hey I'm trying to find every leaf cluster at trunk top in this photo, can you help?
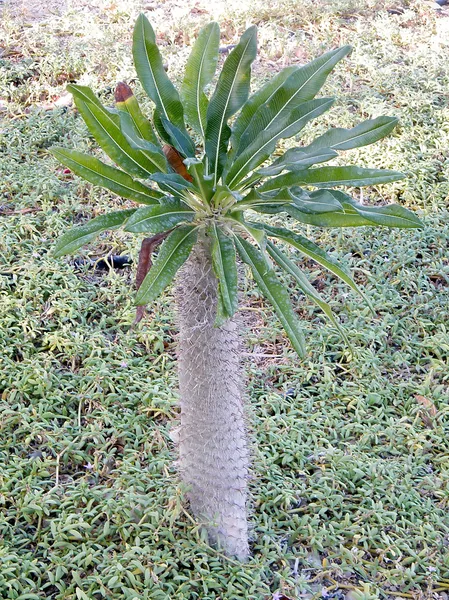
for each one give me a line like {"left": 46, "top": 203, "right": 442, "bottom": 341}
{"left": 51, "top": 15, "right": 422, "bottom": 355}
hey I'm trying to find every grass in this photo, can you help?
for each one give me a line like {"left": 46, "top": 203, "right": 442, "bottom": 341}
{"left": 1, "top": 0, "right": 449, "bottom": 598}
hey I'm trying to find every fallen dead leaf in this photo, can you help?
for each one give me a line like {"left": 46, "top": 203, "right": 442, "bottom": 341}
{"left": 415, "top": 394, "right": 438, "bottom": 428}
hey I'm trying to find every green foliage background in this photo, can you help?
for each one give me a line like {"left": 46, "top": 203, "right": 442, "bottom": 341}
{"left": 0, "top": 0, "right": 448, "bottom": 598}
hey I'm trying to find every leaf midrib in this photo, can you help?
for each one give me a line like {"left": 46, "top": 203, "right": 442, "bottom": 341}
{"left": 213, "top": 33, "right": 254, "bottom": 186}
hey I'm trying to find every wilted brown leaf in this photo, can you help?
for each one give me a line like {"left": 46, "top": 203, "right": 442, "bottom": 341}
{"left": 415, "top": 394, "right": 437, "bottom": 428}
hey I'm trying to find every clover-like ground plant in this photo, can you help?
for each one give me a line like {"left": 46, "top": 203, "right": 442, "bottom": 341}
{"left": 51, "top": 15, "right": 422, "bottom": 560}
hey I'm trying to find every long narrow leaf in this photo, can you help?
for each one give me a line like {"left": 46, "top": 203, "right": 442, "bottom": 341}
{"left": 234, "top": 235, "right": 306, "bottom": 357}
{"left": 227, "top": 65, "right": 299, "bottom": 163}
{"left": 118, "top": 111, "right": 168, "bottom": 172}
{"left": 68, "top": 85, "right": 162, "bottom": 177}
{"left": 289, "top": 187, "right": 344, "bottom": 214}
{"left": 124, "top": 203, "right": 194, "bottom": 233}
{"left": 328, "top": 190, "right": 423, "bottom": 228}
{"left": 135, "top": 225, "right": 197, "bottom": 305}
{"left": 205, "top": 26, "right": 257, "bottom": 185}
{"left": 133, "top": 14, "right": 186, "bottom": 130}
{"left": 226, "top": 98, "right": 334, "bottom": 189}
{"left": 53, "top": 209, "right": 136, "bottom": 258}
{"left": 236, "top": 46, "right": 351, "bottom": 157}
{"left": 262, "top": 223, "right": 371, "bottom": 309}
{"left": 267, "top": 241, "right": 351, "bottom": 348}
{"left": 115, "top": 81, "right": 160, "bottom": 146}
{"left": 257, "top": 165, "right": 404, "bottom": 192}
{"left": 160, "top": 116, "right": 196, "bottom": 157}
{"left": 51, "top": 148, "right": 163, "bottom": 205}
{"left": 306, "top": 116, "right": 399, "bottom": 151}
{"left": 150, "top": 172, "right": 195, "bottom": 196}
{"left": 258, "top": 147, "right": 338, "bottom": 177}
{"left": 210, "top": 223, "right": 238, "bottom": 319}
{"left": 181, "top": 22, "right": 220, "bottom": 139}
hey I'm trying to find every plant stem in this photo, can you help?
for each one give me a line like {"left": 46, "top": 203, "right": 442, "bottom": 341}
{"left": 175, "top": 232, "right": 249, "bottom": 560}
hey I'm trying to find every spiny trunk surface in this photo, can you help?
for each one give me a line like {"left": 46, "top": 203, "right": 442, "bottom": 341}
{"left": 176, "top": 236, "right": 249, "bottom": 560}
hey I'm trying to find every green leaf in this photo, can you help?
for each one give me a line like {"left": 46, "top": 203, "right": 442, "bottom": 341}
{"left": 266, "top": 241, "right": 351, "bottom": 348}
{"left": 285, "top": 206, "right": 374, "bottom": 227}
{"left": 135, "top": 225, "right": 197, "bottom": 305}
{"left": 225, "top": 98, "right": 334, "bottom": 189}
{"left": 50, "top": 148, "right": 163, "bottom": 205}
{"left": 133, "top": 14, "right": 186, "bottom": 130}
{"left": 235, "top": 46, "right": 351, "bottom": 157}
{"left": 328, "top": 190, "right": 423, "bottom": 228}
{"left": 258, "top": 147, "right": 338, "bottom": 177}
{"left": 115, "top": 84, "right": 160, "bottom": 146}
{"left": 124, "top": 202, "right": 194, "bottom": 233}
{"left": 262, "top": 224, "right": 371, "bottom": 309}
{"left": 210, "top": 223, "right": 238, "bottom": 319}
{"left": 160, "top": 116, "right": 196, "bottom": 157}
{"left": 205, "top": 26, "right": 257, "bottom": 185}
{"left": 184, "top": 157, "right": 214, "bottom": 203}
{"left": 258, "top": 165, "right": 404, "bottom": 192}
{"left": 306, "top": 116, "right": 399, "bottom": 151}
{"left": 289, "top": 187, "right": 344, "bottom": 214}
{"left": 234, "top": 235, "right": 306, "bottom": 357}
{"left": 228, "top": 65, "right": 299, "bottom": 161}
{"left": 117, "top": 111, "right": 168, "bottom": 172}
{"left": 150, "top": 172, "right": 195, "bottom": 196}
{"left": 53, "top": 209, "right": 136, "bottom": 258}
{"left": 153, "top": 109, "right": 172, "bottom": 144}
{"left": 232, "top": 188, "right": 292, "bottom": 212}
{"left": 68, "top": 85, "right": 162, "bottom": 177}
{"left": 181, "top": 22, "right": 220, "bottom": 139}
{"left": 229, "top": 212, "right": 268, "bottom": 259}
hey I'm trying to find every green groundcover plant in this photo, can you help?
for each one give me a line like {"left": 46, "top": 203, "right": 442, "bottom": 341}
{"left": 51, "top": 15, "right": 422, "bottom": 560}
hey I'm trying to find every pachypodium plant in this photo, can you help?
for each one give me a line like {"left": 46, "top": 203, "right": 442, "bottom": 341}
{"left": 51, "top": 15, "right": 422, "bottom": 560}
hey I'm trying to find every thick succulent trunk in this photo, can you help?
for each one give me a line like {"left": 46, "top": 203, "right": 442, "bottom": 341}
{"left": 175, "top": 234, "right": 249, "bottom": 560}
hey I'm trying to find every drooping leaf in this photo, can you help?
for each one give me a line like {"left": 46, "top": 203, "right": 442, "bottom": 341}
{"left": 150, "top": 172, "right": 195, "bottom": 196}
{"left": 285, "top": 205, "right": 381, "bottom": 227}
{"left": 234, "top": 235, "right": 306, "bottom": 357}
{"left": 266, "top": 240, "right": 351, "bottom": 348}
{"left": 181, "top": 22, "right": 220, "bottom": 139}
{"left": 133, "top": 14, "right": 186, "bottom": 130}
{"left": 68, "top": 85, "right": 163, "bottom": 177}
{"left": 289, "top": 187, "right": 344, "bottom": 214}
{"left": 283, "top": 190, "right": 423, "bottom": 228}
{"left": 135, "top": 225, "right": 197, "bottom": 305}
{"left": 227, "top": 65, "right": 299, "bottom": 162}
{"left": 124, "top": 202, "right": 194, "bottom": 233}
{"left": 257, "top": 165, "right": 404, "bottom": 193}
{"left": 115, "top": 81, "right": 160, "bottom": 145}
{"left": 329, "top": 190, "right": 423, "bottom": 228}
{"left": 53, "top": 209, "right": 136, "bottom": 258}
{"left": 210, "top": 223, "right": 238, "bottom": 319}
{"left": 205, "top": 26, "right": 257, "bottom": 185}
{"left": 225, "top": 98, "right": 334, "bottom": 189}
{"left": 262, "top": 224, "right": 371, "bottom": 308}
{"left": 160, "top": 116, "right": 196, "bottom": 158}
{"left": 258, "top": 147, "right": 338, "bottom": 177}
{"left": 235, "top": 46, "right": 351, "bottom": 157}
{"left": 306, "top": 116, "right": 399, "bottom": 151}
{"left": 50, "top": 148, "right": 163, "bottom": 205}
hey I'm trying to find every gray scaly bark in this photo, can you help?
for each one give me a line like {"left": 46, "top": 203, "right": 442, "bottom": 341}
{"left": 175, "top": 233, "right": 249, "bottom": 560}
